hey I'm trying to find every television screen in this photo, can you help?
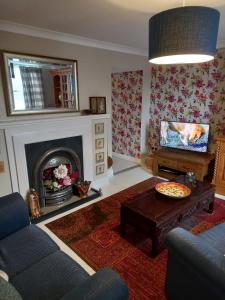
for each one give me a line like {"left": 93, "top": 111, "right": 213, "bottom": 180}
{"left": 160, "top": 121, "right": 209, "bottom": 152}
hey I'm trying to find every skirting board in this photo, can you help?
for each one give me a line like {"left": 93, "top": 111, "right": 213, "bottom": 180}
{"left": 112, "top": 152, "right": 141, "bottom": 164}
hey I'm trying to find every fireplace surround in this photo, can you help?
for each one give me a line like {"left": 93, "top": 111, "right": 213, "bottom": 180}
{"left": 1, "top": 114, "right": 111, "bottom": 201}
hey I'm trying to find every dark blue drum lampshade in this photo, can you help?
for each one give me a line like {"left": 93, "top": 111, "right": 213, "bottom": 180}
{"left": 149, "top": 6, "right": 220, "bottom": 64}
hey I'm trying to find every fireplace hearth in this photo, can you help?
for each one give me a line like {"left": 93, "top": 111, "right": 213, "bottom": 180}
{"left": 31, "top": 187, "right": 102, "bottom": 224}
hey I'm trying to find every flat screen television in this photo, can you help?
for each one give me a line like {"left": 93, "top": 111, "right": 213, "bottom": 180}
{"left": 160, "top": 121, "right": 210, "bottom": 153}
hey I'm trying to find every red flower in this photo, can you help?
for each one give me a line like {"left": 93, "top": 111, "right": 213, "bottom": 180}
{"left": 193, "top": 111, "right": 200, "bottom": 117}
{"left": 196, "top": 79, "right": 204, "bottom": 88}
{"left": 169, "top": 66, "right": 177, "bottom": 74}
{"left": 181, "top": 88, "right": 189, "bottom": 97}
{"left": 179, "top": 107, "right": 184, "bottom": 114}
{"left": 157, "top": 103, "right": 163, "bottom": 110}
{"left": 209, "top": 93, "right": 215, "bottom": 100}
{"left": 212, "top": 71, "right": 223, "bottom": 81}
{"left": 43, "top": 168, "right": 52, "bottom": 180}
{"left": 71, "top": 171, "right": 79, "bottom": 182}
{"left": 207, "top": 80, "right": 214, "bottom": 88}
{"left": 168, "top": 95, "right": 175, "bottom": 102}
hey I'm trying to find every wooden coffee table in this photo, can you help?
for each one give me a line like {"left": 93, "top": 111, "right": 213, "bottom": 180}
{"left": 120, "top": 176, "right": 215, "bottom": 257}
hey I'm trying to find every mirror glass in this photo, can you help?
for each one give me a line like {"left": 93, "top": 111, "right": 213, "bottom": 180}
{"left": 2, "top": 52, "right": 79, "bottom": 115}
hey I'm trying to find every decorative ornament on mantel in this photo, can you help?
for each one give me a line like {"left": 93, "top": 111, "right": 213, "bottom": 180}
{"left": 75, "top": 180, "right": 91, "bottom": 199}
{"left": 148, "top": 1, "right": 220, "bottom": 65}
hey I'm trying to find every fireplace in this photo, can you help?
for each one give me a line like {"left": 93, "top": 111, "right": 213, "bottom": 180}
{"left": 25, "top": 136, "right": 83, "bottom": 207}
{"left": 1, "top": 114, "right": 111, "bottom": 207}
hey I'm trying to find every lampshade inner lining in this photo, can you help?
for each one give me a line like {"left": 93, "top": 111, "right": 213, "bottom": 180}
{"left": 149, "top": 54, "right": 214, "bottom": 64}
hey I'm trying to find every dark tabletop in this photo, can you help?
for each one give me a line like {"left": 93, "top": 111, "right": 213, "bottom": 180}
{"left": 122, "top": 176, "right": 215, "bottom": 223}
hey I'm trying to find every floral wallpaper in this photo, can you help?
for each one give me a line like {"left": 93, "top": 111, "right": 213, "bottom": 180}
{"left": 112, "top": 70, "right": 143, "bottom": 158}
{"left": 149, "top": 49, "right": 225, "bottom": 152}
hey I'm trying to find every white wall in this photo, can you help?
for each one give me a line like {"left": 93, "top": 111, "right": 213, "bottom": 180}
{"left": 0, "top": 30, "right": 150, "bottom": 196}
{"left": 0, "top": 30, "right": 149, "bottom": 120}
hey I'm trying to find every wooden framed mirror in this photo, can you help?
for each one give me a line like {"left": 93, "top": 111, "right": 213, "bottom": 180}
{"left": 2, "top": 52, "right": 79, "bottom": 115}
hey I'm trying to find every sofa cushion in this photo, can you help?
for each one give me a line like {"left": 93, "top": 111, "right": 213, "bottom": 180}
{"left": 0, "top": 224, "right": 59, "bottom": 278}
{"left": 61, "top": 268, "right": 129, "bottom": 300}
{"left": 11, "top": 251, "right": 89, "bottom": 300}
{"left": 0, "top": 192, "right": 30, "bottom": 240}
{"left": 0, "top": 277, "right": 22, "bottom": 300}
{"left": 199, "top": 222, "right": 225, "bottom": 254}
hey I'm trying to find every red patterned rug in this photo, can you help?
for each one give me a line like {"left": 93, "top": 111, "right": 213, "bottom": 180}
{"left": 46, "top": 177, "right": 225, "bottom": 300}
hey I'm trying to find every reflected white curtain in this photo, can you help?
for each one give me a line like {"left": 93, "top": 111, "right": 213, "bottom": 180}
{"left": 20, "top": 67, "right": 44, "bottom": 109}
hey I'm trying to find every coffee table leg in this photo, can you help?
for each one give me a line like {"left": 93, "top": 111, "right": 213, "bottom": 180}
{"left": 151, "top": 230, "right": 160, "bottom": 258}
{"left": 207, "top": 200, "right": 214, "bottom": 214}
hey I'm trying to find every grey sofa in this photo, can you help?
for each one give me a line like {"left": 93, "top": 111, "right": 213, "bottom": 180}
{"left": 0, "top": 192, "right": 128, "bottom": 300}
{"left": 165, "top": 224, "right": 225, "bottom": 300}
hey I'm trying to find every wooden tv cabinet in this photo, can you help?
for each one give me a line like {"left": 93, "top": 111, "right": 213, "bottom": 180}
{"left": 152, "top": 149, "right": 215, "bottom": 181}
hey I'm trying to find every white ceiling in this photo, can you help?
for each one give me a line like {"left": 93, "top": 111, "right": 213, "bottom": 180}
{"left": 0, "top": 0, "right": 225, "bottom": 54}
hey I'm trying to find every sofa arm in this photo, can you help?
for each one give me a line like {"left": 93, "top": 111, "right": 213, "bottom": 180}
{"left": 165, "top": 227, "right": 225, "bottom": 300}
{"left": 0, "top": 193, "right": 30, "bottom": 239}
{"left": 61, "top": 268, "right": 128, "bottom": 300}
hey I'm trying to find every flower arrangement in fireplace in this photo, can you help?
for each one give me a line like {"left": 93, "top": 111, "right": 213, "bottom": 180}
{"left": 43, "top": 164, "right": 79, "bottom": 192}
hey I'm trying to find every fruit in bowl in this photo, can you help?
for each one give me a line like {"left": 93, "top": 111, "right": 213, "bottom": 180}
{"left": 155, "top": 182, "right": 191, "bottom": 199}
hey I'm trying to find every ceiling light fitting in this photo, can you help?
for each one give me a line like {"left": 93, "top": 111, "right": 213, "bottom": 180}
{"left": 148, "top": 6, "right": 220, "bottom": 65}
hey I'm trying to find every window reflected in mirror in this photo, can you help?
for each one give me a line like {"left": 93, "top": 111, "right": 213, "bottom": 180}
{"left": 2, "top": 52, "right": 79, "bottom": 115}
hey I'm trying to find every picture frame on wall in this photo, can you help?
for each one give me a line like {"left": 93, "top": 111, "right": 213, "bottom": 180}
{"left": 96, "top": 164, "right": 104, "bottom": 175}
{"left": 97, "top": 97, "right": 106, "bottom": 114}
{"left": 89, "top": 97, "right": 97, "bottom": 114}
{"left": 96, "top": 152, "right": 104, "bottom": 163}
{"left": 95, "top": 123, "right": 104, "bottom": 135}
{"left": 89, "top": 97, "right": 106, "bottom": 114}
{"left": 95, "top": 138, "right": 104, "bottom": 149}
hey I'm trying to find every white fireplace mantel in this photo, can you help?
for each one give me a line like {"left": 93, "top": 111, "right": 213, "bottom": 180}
{"left": 0, "top": 114, "right": 111, "bottom": 198}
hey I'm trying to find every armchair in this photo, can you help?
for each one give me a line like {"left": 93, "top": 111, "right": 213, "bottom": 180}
{"left": 165, "top": 225, "right": 225, "bottom": 300}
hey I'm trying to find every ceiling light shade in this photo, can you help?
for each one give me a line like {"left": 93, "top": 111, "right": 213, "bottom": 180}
{"left": 149, "top": 6, "right": 220, "bottom": 64}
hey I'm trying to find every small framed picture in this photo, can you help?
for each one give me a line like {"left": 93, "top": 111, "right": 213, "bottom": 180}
{"left": 95, "top": 138, "right": 104, "bottom": 149}
{"left": 97, "top": 97, "right": 106, "bottom": 114}
{"left": 89, "top": 97, "right": 97, "bottom": 114}
{"left": 89, "top": 97, "right": 106, "bottom": 114}
{"left": 95, "top": 123, "right": 104, "bottom": 135}
{"left": 96, "top": 152, "right": 104, "bottom": 163}
{"left": 96, "top": 164, "right": 105, "bottom": 175}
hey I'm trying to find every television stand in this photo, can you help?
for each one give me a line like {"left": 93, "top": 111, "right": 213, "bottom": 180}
{"left": 152, "top": 148, "right": 215, "bottom": 181}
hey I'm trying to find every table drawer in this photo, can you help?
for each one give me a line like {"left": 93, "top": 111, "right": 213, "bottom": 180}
{"left": 158, "top": 157, "right": 177, "bottom": 169}
{"left": 177, "top": 161, "right": 199, "bottom": 172}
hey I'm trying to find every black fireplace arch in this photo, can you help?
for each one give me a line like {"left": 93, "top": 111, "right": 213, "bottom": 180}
{"left": 25, "top": 135, "right": 83, "bottom": 207}
{"left": 33, "top": 147, "right": 81, "bottom": 206}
